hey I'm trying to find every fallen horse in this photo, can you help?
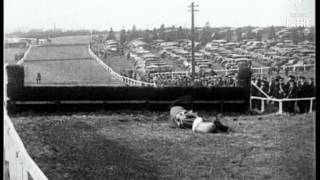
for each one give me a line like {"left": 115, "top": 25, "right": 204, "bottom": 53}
{"left": 169, "top": 106, "right": 232, "bottom": 133}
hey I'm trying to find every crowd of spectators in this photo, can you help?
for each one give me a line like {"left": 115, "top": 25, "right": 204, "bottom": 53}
{"left": 251, "top": 75, "right": 315, "bottom": 113}
{"left": 140, "top": 72, "right": 238, "bottom": 87}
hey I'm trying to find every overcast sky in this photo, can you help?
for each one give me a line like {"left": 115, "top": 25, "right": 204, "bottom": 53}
{"left": 4, "top": 0, "right": 315, "bottom": 32}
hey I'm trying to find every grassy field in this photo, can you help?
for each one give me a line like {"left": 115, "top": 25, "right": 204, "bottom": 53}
{"left": 25, "top": 45, "right": 91, "bottom": 61}
{"left": 24, "top": 59, "right": 122, "bottom": 85}
{"left": 102, "top": 55, "right": 135, "bottom": 73}
{"left": 10, "top": 111, "right": 315, "bottom": 180}
{"left": 22, "top": 44, "right": 123, "bottom": 85}
{"left": 4, "top": 47, "right": 28, "bottom": 64}
{"left": 50, "top": 35, "right": 91, "bottom": 44}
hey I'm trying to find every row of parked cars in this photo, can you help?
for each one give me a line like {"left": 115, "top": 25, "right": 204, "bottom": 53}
{"left": 125, "top": 37, "right": 315, "bottom": 78}
{"left": 125, "top": 39, "right": 173, "bottom": 75}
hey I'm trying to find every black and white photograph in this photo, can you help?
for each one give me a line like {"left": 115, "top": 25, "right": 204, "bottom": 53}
{"left": 4, "top": 0, "right": 316, "bottom": 179}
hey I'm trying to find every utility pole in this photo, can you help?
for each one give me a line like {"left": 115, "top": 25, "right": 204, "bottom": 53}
{"left": 188, "top": 2, "right": 199, "bottom": 85}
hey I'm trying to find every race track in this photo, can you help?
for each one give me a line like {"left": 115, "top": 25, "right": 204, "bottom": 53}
{"left": 23, "top": 44, "right": 124, "bottom": 86}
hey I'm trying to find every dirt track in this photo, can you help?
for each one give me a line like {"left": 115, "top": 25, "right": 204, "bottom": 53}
{"left": 11, "top": 111, "right": 315, "bottom": 180}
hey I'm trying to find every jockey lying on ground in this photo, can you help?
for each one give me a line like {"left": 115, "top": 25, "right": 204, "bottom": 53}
{"left": 169, "top": 106, "right": 231, "bottom": 133}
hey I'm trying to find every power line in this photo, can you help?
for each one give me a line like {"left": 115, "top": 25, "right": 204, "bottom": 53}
{"left": 188, "top": 2, "right": 199, "bottom": 85}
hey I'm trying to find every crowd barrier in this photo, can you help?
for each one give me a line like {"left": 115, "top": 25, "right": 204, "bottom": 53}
{"left": 250, "top": 96, "right": 315, "bottom": 114}
{"left": 16, "top": 45, "right": 33, "bottom": 65}
{"left": 148, "top": 63, "right": 315, "bottom": 78}
{"left": 4, "top": 109, "right": 48, "bottom": 180}
{"left": 88, "top": 45, "right": 156, "bottom": 87}
{"left": 4, "top": 63, "right": 48, "bottom": 180}
{"left": 250, "top": 81, "right": 315, "bottom": 114}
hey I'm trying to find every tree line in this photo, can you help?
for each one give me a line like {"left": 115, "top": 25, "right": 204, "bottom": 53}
{"left": 117, "top": 24, "right": 315, "bottom": 45}
{"left": 7, "top": 24, "right": 314, "bottom": 45}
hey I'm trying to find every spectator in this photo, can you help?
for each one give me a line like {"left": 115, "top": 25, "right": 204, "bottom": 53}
{"left": 277, "top": 76, "right": 286, "bottom": 99}
{"left": 297, "top": 76, "right": 309, "bottom": 113}
{"left": 307, "top": 77, "right": 315, "bottom": 97}
{"left": 258, "top": 81, "right": 269, "bottom": 96}
{"left": 36, "top": 72, "right": 41, "bottom": 84}
{"left": 284, "top": 80, "right": 298, "bottom": 113}
{"left": 285, "top": 75, "right": 296, "bottom": 90}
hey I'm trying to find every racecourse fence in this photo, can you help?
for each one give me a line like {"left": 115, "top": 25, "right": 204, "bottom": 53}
{"left": 250, "top": 82, "right": 316, "bottom": 114}
{"left": 88, "top": 45, "right": 156, "bottom": 87}
{"left": 4, "top": 63, "right": 48, "bottom": 180}
{"left": 16, "top": 44, "right": 34, "bottom": 65}
{"left": 4, "top": 109, "right": 48, "bottom": 180}
{"left": 151, "top": 64, "right": 315, "bottom": 77}
{"left": 23, "top": 57, "right": 93, "bottom": 62}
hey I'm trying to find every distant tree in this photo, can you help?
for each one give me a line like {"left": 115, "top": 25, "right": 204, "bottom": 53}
{"left": 235, "top": 28, "right": 243, "bottom": 42}
{"left": 199, "top": 22, "right": 212, "bottom": 45}
{"left": 256, "top": 30, "right": 262, "bottom": 41}
{"left": 268, "top": 26, "right": 276, "bottom": 40}
{"left": 128, "top": 25, "right": 139, "bottom": 41}
{"left": 176, "top": 26, "right": 186, "bottom": 40}
{"left": 120, "top": 29, "right": 127, "bottom": 45}
{"left": 307, "top": 27, "right": 315, "bottom": 41}
{"left": 159, "top": 24, "right": 166, "bottom": 40}
{"left": 291, "top": 28, "right": 299, "bottom": 44}
{"left": 226, "top": 29, "right": 233, "bottom": 42}
{"left": 107, "top": 27, "right": 116, "bottom": 40}
{"left": 151, "top": 28, "right": 159, "bottom": 40}
{"left": 143, "top": 29, "right": 152, "bottom": 43}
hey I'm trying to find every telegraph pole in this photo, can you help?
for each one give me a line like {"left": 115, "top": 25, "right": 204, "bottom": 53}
{"left": 188, "top": 2, "right": 199, "bottom": 84}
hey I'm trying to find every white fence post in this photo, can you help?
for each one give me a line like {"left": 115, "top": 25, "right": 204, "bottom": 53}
{"left": 309, "top": 99, "right": 313, "bottom": 113}
{"left": 278, "top": 100, "right": 283, "bottom": 114}
{"left": 261, "top": 99, "right": 265, "bottom": 112}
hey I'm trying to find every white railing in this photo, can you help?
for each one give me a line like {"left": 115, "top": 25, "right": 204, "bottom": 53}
{"left": 137, "top": 63, "right": 315, "bottom": 83}
{"left": 283, "top": 64, "right": 315, "bottom": 72}
{"left": 16, "top": 45, "right": 33, "bottom": 65}
{"left": 4, "top": 109, "right": 49, "bottom": 180}
{"left": 88, "top": 45, "right": 156, "bottom": 87}
{"left": 250, "top": 96, "right": 315, "bottom": 114}
{"left": 250, "top": 81, "right": 315, "bottom": 114}
{"left": 152, "top": 71, "right": 189, "bottom": 78}
{"left": 4, "top": 64, "right": 48, "bottom": 180}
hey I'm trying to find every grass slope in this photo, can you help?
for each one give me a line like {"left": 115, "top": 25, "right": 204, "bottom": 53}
{"left": 11, "top": 112, "right": 315, "bottom": 180}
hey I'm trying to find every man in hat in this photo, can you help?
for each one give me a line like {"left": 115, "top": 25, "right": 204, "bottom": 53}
{"left": 307, "top": 77, "right": 315, "bottom": 97}
{"left": 297, "top": 76, "right": 309, "bottom": 113}
{"left": 307, "top": 77, "right": 316, "bottom": 111}
{"left": 258, "top": 80, "right": 269, "bottom": 97}
{"left": 268, "top": 77, "right": 275, "bottom": 96}
{"left": 285, "top": 75, "right": 296, "bottom": 90}
{"left": 284, "top": 79, "right": 298, "bottom": 113}
{"left": 277, "top": 76, "right": 286, "bottom": 99}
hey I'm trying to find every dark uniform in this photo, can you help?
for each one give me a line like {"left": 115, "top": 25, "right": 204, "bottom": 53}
{"left": 269, "top": 79, "right": 279, "bottom": 98}
{"left": 36, "top": 72, "right": 41, "bottom": 84}
{"left": 277, "top": 77, "right": 286, "bottom": 99}
{"left": 307, "top": 78, "right": 316, "bottom": 111}
{"left": 297, "top": 76, "right": 309, "bottom": 113}
{"left": 284, "top": 80, "right": 298, "bottom": 113}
